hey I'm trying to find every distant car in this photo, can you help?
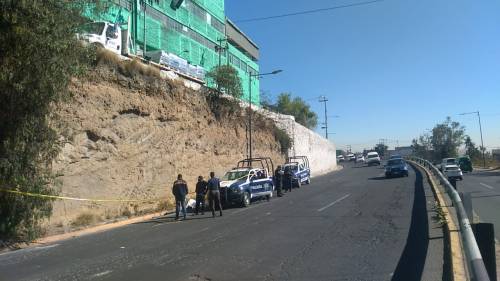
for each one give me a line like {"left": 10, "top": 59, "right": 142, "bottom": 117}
{"left": 439, "top": 158, "right": 457, "bottom": 171}
{"left": 385, "top": 158, "right": 409, "bottom": 178}
{"left": 337, "top": 155, "right": 345, "bottom": 162}
{"left": 366, "top": 152, "right": 381, "bottom": 166}
{"left": 389, "top": 155, "right": 402, "bottom": 160}
{"left": 457, "top": 156, "right": 473, "bottom": 173}
{"left": 347, "top": 153, "right": 356, "bottom": 161}
{"left": 443, "top": 164, "right": 463, "bottom": 181}
{"left": 356, "top": 155, "right": 365, "bottom": 163}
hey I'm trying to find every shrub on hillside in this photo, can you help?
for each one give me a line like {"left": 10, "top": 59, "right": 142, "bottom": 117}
{"left": 0, "top": 0, "right": 100, "bottom": 241}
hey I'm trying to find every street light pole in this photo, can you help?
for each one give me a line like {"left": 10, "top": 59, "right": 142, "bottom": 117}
{"left": 477, "top": 111, "right": 486, "bottom": 167}
{"left": 248, "top": 70, "right": 283, "bottom": 160}
{"left": 460, "top": 111, "right": 486, "bottom": 167}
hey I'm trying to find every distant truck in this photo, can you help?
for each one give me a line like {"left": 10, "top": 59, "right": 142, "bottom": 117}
{"left": 283, "top": 156, "right": 311, "bottom": 188}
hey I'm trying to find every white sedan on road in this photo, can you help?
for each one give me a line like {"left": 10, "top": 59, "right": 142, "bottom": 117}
{"left": 443, "top": 164, "right": 463, "bottom": 181}
{"left": 356, "top": 155, "right": 365, "bottom": 163}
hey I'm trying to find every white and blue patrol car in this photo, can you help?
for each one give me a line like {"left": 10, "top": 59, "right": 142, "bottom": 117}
{"left": 220, "top": 158, "right": 275, "bottom": 207}
{"left": 284, "top": 156, "right": 311, "bottom": 188}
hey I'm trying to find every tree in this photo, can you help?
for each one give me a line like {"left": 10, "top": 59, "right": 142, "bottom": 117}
{"left": 0, "top": 1, "right": 98, "bottom": 240}
{"left": 206, "top": 65, "right": 243, "bottom": 99}
{"left": 411, "top": 132, "right": 433, "bottom": 160}
{"left": 374, "top": 143, "right": 388, "bottom": 156}
{"left": 274, "top": 93, "right": 318, "bottom": 129}
{"left": 464, "top": 135, "right": 480, "bottom": 160}
{"left": 431, "top": 117, "right": 465, "bottom": 160}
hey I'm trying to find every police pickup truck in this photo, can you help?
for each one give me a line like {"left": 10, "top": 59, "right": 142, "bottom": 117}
{"left": 220, "top": 158, "right": 275, "bottom": 207}
{"left": 283, "top": 156, "right": 311, "bottom": 188}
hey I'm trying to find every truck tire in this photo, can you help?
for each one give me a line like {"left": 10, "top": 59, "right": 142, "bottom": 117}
{"left": 242, "top": 192, "right": 251, "bottom": 207}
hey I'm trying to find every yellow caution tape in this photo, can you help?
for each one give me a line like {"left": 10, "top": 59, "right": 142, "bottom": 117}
{"left": 0, "top": 188, "right": 162, "bottom": 203}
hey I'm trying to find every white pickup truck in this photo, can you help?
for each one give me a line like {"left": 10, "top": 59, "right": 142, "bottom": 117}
{"left": 78, "top": 21, "right": 123, "bottom": 55}
{"left": 439, "top": 158, "right": 457, "bottom": 172}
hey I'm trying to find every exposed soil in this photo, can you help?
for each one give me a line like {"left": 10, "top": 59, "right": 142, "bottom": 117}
{"left": 47, "top": 63, "right": 284, "bottom": 235}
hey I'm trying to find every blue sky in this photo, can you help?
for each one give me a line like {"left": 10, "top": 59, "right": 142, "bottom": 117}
{"left": 225, "top": 0, "right": 500, "bottom": 152}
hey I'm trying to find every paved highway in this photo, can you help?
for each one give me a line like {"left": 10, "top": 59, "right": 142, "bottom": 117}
{"left": 460, "top": 169, "right": 500, "bottom": 241}
{"left": 0, "top": 162, "right": 443, "bottom": 281}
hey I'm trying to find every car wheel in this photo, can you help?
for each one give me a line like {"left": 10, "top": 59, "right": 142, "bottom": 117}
{"left": 241, "top": 192, "right": 251, "bottom": 207}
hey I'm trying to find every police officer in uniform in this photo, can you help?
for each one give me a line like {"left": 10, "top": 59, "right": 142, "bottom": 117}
{"left": 195, "top": 176, "right": 208, "bottom": 215}
{"left": 283, "top": 166, "right": 293, "bottom": 193}
{"left": 274, "top": 165, "right": 284, "bottom": 197}
{"left": 207, "top": 172, "right": 223, "bottom": 217}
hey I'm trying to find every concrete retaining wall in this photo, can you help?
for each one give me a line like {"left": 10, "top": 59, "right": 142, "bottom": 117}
{"left": 256, "top": 108, "right": 338, "bottom": 177}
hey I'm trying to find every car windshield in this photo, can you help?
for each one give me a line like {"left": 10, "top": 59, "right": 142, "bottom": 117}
{"left": 222, "top": 170, "right": 249, "bottom": 181}
{"left": 80, "top": 22, "right": 105, "bottom": 35}
{"left": 446, "top": 159, "right": 456, "bottom": 164}
{"left": 388, "top": 159, "right": 404, "bottom": 166}
{"left": 368, "top": 154, "right": 378, "bottom": 158}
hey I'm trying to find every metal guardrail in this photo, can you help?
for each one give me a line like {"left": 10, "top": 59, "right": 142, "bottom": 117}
{"left": 408, "top": 156, "right": 490, "bottom": 281}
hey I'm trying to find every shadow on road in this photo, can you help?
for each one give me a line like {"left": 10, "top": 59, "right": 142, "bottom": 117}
{"left": 470, "top": 171, "right": 500, "bottom": 177}
{"left": 134, "top": 215, "right": 217, "bottom": 225}
{"left": 391, "top": 166, "right": 429, "bottom": 281}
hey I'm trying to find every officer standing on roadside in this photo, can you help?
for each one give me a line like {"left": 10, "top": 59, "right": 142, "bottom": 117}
{"left": 195, "top": 176, "right": 208, "bottom": 215}
{"left": 172, "top": 174, "right": 188, "bottom": 221}
{"left": 274, "top": 165, "right": 284, "bottom": 197}
{"left": 207, "top": 171, "right": 223, "bottom": 217}
{"left": 283, "top": 166, "right": 293, "bottom": 193}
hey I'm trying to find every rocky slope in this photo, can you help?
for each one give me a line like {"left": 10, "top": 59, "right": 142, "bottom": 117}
{"left": 47, "top": 63, "right": 285, "bottom": 234}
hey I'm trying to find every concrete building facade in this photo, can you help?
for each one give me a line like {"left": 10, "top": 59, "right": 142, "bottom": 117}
{"left": 89, "top": 0, "right": 261, "bottom": 104}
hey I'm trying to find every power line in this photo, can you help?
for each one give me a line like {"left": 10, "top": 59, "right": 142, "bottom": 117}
{"left": 234, "top": 0, "right": 384, "bottom": 24}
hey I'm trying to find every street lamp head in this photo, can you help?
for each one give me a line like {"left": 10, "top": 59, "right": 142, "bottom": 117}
{"left": 271, "top": 69, "right": 283, "bottom": 75}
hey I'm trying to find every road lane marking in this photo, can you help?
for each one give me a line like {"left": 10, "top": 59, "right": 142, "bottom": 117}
{"left": 480, "top": 183, "right": 495, "bottom": 190}
{"left": 317, "top": 194, "right": 351, "bottom": 212}
{"left": 91, "top": 270, "right": 112, "bottom": 278}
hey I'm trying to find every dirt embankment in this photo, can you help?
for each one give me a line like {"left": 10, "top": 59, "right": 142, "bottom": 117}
{"left": 47, "top": 64, "right": 284, "bottom": 235}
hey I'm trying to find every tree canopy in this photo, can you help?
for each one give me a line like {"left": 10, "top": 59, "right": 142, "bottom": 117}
{"left": 273, "top": 93, "right": 318, "bottom": 129}
{"left": 206, "top": 65, "right": 243, "bottom": 99}
{"left": 0, "top": 0, "right": 97, "bottom": 240}
{"left": 412, "top": 117, "right": 465, "bottom": 161}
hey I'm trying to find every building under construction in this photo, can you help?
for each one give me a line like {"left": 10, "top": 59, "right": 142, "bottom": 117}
{"left": 89, "top": 0, "right": 261, "bottom": 104}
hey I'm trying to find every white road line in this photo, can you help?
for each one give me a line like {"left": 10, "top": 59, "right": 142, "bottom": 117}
{"left": 91, "top": 270, "right": 112, "bottom": 278}
{"left": 317, "top": 194, "right": 351, "bottom": 212}
{"left": 480, "top": 182, "right": 495, "bottom": 190}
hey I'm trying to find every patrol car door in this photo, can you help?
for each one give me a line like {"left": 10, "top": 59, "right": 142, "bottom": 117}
{"left": 249, "top": 170, "right": 265, "bottom": 196}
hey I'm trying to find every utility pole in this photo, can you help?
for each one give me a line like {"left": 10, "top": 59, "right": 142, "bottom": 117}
{"left": 319, "top": 96, "right": 328, "bottom": 139}
{"left": 248, "top": 70, "right": 283, "bottom": 160}
{"left": 347, "top": 145, "right": 352, "bottom": 153}
{"left": 216, "top": 38, "right": 227, "bottom": 67}
{"left": 460, "top": 111, "right": 487, "bottom": 167}
{"left": 141, "top": 0, "right": 146, "bottom": 56}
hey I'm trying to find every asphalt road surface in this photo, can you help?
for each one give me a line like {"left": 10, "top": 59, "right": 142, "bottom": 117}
{"left": 460, "top": 169, "right": 500, "bottom": 241}
{"left": 0, "top": 162, "right": 442, "bottom": 281}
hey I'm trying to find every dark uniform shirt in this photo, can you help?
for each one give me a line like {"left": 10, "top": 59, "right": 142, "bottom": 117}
{"left": 195, "top": 180, "right": 208, "bottom": 195}
{"left": 172, "top": 179, "right": 188, "bottom": 200}
{"left": 207, "top": 178, "right": 220, "bottom": 191}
